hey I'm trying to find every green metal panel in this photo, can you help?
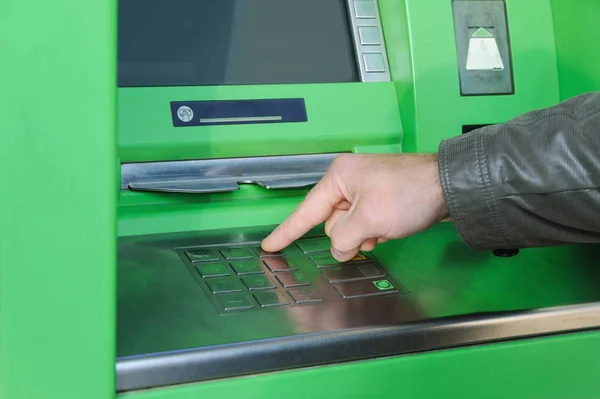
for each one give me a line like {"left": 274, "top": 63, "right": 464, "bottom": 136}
{"left": 0, "top": 1, "right": 117, "bottom": 399}
{"left": 121, "top": 331, "right": 600, "bottom": 399}
{"left": 119, "top": 186, "right": 307, "bottom": 237}
{"left": 551, "top": 0, "right": 600, "bottom": 99}
{"left": 376, "top": 223, "right": 600, "bottom": 314}
{"left": 118, "top": 83, "right": 402, "bottom": 163}
{"left": 379, "top": 0, "right": 418, "bottom": 152}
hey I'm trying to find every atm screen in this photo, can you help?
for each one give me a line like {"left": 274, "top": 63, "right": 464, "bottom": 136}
{"left": 118, "top": 0, "right": 359, "bottom": 87}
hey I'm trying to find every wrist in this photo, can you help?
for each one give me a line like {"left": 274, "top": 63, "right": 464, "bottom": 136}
{"left": 429, "top": 153, "right": 450, "bottom": 221}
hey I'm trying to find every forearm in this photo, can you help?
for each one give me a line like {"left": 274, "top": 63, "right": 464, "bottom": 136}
{"left": 438, "top": 92, "right": 600, "bottom": 250}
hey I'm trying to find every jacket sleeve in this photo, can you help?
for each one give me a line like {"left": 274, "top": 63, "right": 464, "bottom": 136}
{"left": 437, "top": 92, "right": 600, "bottom": 250}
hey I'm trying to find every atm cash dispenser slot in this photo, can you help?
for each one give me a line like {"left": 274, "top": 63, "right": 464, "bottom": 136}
{"left": 120, "top": 153, "right": 341, "bottom": 194}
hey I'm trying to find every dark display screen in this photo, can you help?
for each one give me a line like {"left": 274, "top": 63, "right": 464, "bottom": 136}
{"left": 118, "top": 0, "right": 359, "bottom": 87}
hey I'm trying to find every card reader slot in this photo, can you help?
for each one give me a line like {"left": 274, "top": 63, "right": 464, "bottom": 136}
{"left": 121, "top": 153, "right": 341, "bottom": 194}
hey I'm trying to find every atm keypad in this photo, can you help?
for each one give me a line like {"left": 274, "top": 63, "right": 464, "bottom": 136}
{"left": 178, "top": 236, "right": 405, "bottom": 314}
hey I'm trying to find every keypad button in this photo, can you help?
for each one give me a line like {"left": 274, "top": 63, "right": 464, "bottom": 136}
{"left": 359, "top": 265, "right": 383, "bottom": 278}
{"left": 242, "top": 275, "right": 276, "bottom": 290}
{"left": 230, "top": 259, "right": 264, "bottom": 275}
{"left": 310, "top": 253, "right": 342, "bottom": 267}
{"left": 186, "top": 248, "right": 220, "bottom": 262}
{"left": 251, "top": 246, "right": 285, "bottom": 258}
{"left": 309, "top": 252, "right": 368, "bottom": 268}
{"left": 195, "top": 263, "right": 230, "bottom": 278}
{"left": 352, "top": 252, "right": 368, "bottom": 262}
{"left": 206, "top": 278, "right": 244, "bottom": 294}
{"left": 254, "top": 292, "right": 289, "bottom": 307}
{"left": 275, "top": 272, "right": 310, "bottom": 288}
{"left": 296, "top": 237, "right": 331, "bottom": 254}
{"left": 218, "top": 294, "right": 255, "bottom": 311}
{"left": 334, "top": 279, "right": 401, "bottom": 299}
{"left": 220, "top": 247, "right": 253, "bottom": 260}
{"left": 263, "top": 257, "right": 298, "bottom": 272}
{"left": 289, "top": 288, "right": 323, "bottom": 303}
{"left": 321, "top": 265, "right": 383, "bottom": 283}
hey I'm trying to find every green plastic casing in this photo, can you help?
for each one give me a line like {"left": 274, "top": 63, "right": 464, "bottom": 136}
{"left": 2, "top": 0, "right": 599, "bottom": 398}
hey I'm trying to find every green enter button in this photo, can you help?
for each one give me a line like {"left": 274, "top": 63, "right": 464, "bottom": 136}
{"left": 373, "top": 280, "right": 395, "bottom": 291}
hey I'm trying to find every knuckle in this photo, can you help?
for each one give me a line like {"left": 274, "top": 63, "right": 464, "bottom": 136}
{"left": 329, "top": 234, "right": 349, "bottom": 252}
{"left": 331, "top": 153, "right": 359, "bottom": 171}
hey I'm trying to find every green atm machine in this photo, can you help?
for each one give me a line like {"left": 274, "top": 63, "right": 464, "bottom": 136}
{"left": 2, "top": 0, "right": 600, "bottom": 398}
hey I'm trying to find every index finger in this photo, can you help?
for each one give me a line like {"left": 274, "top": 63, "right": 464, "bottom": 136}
{"left": 262, "top": 174, "right": 341, "bottom": 252}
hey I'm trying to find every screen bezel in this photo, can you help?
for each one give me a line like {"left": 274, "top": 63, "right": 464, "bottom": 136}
{"left": 117, "top": 0, "right": 362, "bottom": 87}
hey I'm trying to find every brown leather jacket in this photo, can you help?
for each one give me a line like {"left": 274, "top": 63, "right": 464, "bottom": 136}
{"left": 438, "top": 92, "right": 600, "bottom": 249}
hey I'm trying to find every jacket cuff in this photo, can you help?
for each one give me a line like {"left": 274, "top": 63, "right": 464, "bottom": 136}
{"left": 437, "top": 130, "right": 514, "bottom": 250}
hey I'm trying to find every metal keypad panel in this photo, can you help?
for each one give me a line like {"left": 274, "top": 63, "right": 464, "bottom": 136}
{"left": 177, "top": 236, "right": 407, "bottom": 314}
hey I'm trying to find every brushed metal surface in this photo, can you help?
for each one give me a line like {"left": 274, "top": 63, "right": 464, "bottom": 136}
{"left": 117, "top": 225, "right": 600, "bottom": 391}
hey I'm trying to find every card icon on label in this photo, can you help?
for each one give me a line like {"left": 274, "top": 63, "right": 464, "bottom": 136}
{"left": 466, "top": 27, "right": 504, "bottom": 71}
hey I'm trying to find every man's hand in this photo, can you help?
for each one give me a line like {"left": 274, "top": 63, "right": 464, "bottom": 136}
{"left": 261, "top": 153, "right": 449, "bottom": 261}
